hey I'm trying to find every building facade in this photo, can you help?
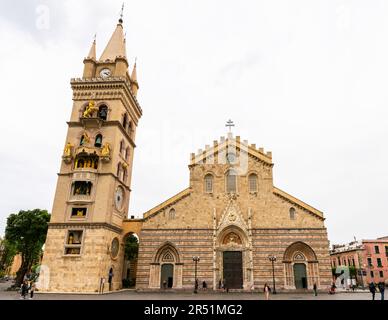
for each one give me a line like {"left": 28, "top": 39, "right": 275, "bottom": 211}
{"left": 39, "top": 16, "right": 333, "bottom": 293}
{"left": 135, "top": 134, "right": 332, "bottom": 291}
{"left": 330, "top": 237, "right": 388, "bottom": 287}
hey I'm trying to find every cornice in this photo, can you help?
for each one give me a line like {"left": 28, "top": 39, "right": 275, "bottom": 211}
{"left": 57, "top": 172, "right": 132, "bottom": 193}
{"left": 48, "top": 222, "right": 122, "bottom": 234}
{"left": 143, "top": 188, "right": 192, "bottom": 220}
{"left": 67, "top": 120, "right": 136, "bottom": 148}
{"left": 70, "top": 77, "right": 142, "bottom": 122}
{"left": 273, "top": 187, "right": 324, "bottom": 221}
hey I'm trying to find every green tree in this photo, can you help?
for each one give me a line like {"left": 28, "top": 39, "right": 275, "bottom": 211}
{"left": 5, "top": 209, "right": 50, "bottom": 287}
{"left": 0, "top": 238, "right": 17, "bottom": 276}
{"left": 124, "top": 234, "right": 139, "bottom": 261}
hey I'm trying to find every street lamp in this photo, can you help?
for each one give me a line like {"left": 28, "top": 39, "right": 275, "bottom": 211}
{"left": 268, "top": 255, "right": 277, "bottom": 294}
{"left": 193, "top": 256, "right": 200, "bottom": 294}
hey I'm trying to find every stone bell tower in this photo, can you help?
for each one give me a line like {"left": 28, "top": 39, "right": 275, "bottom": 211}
{"left": 40, "top": 15, "right": 142, "bottom": 292}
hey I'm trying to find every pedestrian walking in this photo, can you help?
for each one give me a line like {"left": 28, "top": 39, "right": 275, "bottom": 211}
{"left": 202, "top": 281, "right": 207, "bottom": 291}
{"left": 313, "top": 281, "right": 318, "bottom": 296}
{"left": 218, "top": 279, "right": 222, "bottom": 290}
{"left": 20, "top": 280, "right": 29, "bottom": 299}
{"left": 369, "top": 282, "right": 376, "bottom": 300}
{"left": 29, "top": 282, "right": 36, "bottom": 299}
{"left": 378, "top": 282, "right": 385, "bottom": 301}
{"left": 264, "top": 283, "right": 271, "bottom": 300}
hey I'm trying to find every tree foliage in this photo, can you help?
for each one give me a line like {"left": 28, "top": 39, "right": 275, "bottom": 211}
{"left": 124, "top": 234, "right": 139, "bottom": 260}
{"left": 5, "top": 209, "right": 50, "bottom": 287}
{"left": 0, "top": 238, "right": 17, "bottom": 275}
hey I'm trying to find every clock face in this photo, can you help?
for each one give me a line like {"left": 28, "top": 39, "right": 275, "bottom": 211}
{"left": 110, "top": 238, "right": 119, "bottom": 258}
{"left": 115, "top": 187, "right": 124, "bottom": 211}
{"left": 100, "top": 68, "right": 111, "bottom": 78}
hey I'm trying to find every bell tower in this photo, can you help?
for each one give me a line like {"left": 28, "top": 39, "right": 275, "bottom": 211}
{"left": 40, "top": 16, "right": 142, "bottom": 292}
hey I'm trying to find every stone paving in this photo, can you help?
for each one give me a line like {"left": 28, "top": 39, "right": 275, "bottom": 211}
{"left": 0, "top": 281, "right": 377, "bottom": 300}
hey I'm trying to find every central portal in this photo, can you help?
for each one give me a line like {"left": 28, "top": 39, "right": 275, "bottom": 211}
{"left": 223, "top": 251, "right": 243, "bottom": 289}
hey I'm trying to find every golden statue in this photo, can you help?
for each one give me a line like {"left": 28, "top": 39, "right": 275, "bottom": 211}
{"left": 83, "top": 100, "right": 99, "bottom": 118}
{"left": 63, "top": 142, "right": 73, "bottom": 157}
{"left": 101, "top": 142, "right": 111, "bottom": 157}
{"left": 81, "top": 132, "right": 90, "bottom": 145}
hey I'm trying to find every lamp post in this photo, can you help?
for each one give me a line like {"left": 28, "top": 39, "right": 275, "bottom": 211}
{"left": 268, "top": 255, "right": 277, "bottom": 294}
{"left": 193, "top": 256, "right": 200, "bottom": 294}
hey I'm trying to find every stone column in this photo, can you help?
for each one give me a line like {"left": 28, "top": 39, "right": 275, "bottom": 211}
{"left": 149, "top": 263, "right": 160, "bottom": 288}
{"left": 175, "top": 263, "right": 183, "bottom": 288}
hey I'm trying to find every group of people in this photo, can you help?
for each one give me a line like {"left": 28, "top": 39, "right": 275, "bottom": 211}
{"left": 20, "top": 280, "right": 36, "bottom": 299}
{"left": 369, "top": 282, "right": 385, "bottom": 300}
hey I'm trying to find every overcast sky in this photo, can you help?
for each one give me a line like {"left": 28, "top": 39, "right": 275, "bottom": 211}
{"left": 0, "top": 0, "right": 387, "bottom": 244}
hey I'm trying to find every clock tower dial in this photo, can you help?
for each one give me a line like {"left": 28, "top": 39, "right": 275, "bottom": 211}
{"left": 100, "top": 68, "right": 111, "bottom": 78}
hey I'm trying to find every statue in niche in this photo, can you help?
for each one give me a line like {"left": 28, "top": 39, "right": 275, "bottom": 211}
{"left": 223, "top": 232, "right": 241, "bottom": 246}
{"left": 83, "top": 100, "right": 99, "bottom": 118}
{"left": 63, "top": 142, "right": 73, "bottom": 157}
{"left": 101, "top": 142, "right": 111, "bottom": 157}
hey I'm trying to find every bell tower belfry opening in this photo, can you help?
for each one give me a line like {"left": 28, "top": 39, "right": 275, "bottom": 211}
{"left": 40, "top": 13, "right": 142, "bottom": 293}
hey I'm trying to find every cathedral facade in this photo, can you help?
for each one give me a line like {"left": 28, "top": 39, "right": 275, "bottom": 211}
{"left": 39, "top": 17, "right": 331, "bottom": 293}
{"left": 135, "top": 134, "right": 332, "bottom": 291}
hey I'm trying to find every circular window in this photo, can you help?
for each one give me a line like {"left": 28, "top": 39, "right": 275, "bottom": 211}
{"left": 110, "top": 238, "right": 120, "bottom": 258}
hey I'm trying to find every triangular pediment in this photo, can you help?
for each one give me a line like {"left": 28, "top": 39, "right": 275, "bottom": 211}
{"left": 216, "top": 196, "right": 248, "bottom": 232}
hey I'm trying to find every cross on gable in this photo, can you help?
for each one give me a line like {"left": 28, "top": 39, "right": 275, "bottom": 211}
{"left": 226, "top": 119, "right": 235, "bottom": 133}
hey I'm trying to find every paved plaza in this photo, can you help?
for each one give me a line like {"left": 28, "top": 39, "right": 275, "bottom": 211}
{"left": 0, "top": 281, "right": 376, "bottom": 300}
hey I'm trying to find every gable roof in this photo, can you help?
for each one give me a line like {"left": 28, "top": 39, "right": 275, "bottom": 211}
{"left": 273, "top": 187, "right": 324, "bottom": 220}
{"left": 143, "top": 188, "right": 192, "bottom": 220}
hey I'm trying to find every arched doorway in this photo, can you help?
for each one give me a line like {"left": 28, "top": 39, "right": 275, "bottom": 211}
{"left": 216, "top": 227, "right": 251, "bottom": 290}
{"left": 293, "top": 263, "right": 307, "bottom": 289}
{"left": 283, "top": 242, "right": 319, "bottom": 290}
{"left": 161, "top": 264, "right": 174, "bottom": 288}
{"left": 149, "top": 242, "right": 183, "bottom": 289}
{"left": 122, "top": 233, "right": 139, "bottom": 288}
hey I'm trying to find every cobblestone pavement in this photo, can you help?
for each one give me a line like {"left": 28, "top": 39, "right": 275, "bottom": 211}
{"left": 0, "top": 281, "right": 376, "bottom": 300}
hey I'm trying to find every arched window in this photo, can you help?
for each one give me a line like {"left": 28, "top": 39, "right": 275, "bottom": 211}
{"left": 94, "top": 134, "right": 102, "bottom": 148}
{"left": 169, "top": 208, "right": 176, "bottom": 219}
{"left": 74, "top": 154, "right": 98, "bottom": 170}
{"left": 98, "top": 105, "right": 108, "bottom": 120}
{"left": 226, "top": 170, "right": 237, "bottom": 193}
{"left": 123, "top": 114, "right": 128, "bottom": 130}
{"left": 124, "top": 147, "right": 130, "bottom": 161}
{"left": 204, "top": 174, "right": 213, "bottom": 193}
{"left": 289, "top": 207, "right": 296, "bottom": 220}
{"left": 128, "top": 121, "right": 132, "bottom": 135}
{"left": 248, "top": 173, "right": 258, "bottom": 193}
{"left": 80, "top": 135, "right": 86, "bottom": 146}
{"left": 119, "top": 141, "right": 124, "bottom": 155}
{"left": 117, "top": 163, "right": 122, "bottom": 178}
{"left": 123, "top": 169, "right": 128, "bottom": 183}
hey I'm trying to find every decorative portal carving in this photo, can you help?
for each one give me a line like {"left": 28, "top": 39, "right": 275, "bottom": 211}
{"left": 162, "top": 250, "right": 174, "bottom": 262}
{"left": 222, "top": 232, "right": 242, "bottom": 246}
{"left": 293, "top": 253, "right": 305, "bottom": 261}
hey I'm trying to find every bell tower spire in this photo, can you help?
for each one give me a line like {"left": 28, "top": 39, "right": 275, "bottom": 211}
{"left": 83, "top": 35, "right": 97, "bottom": 78}
{"left": 99, "top": 4, "right": 126, "bottom": 62}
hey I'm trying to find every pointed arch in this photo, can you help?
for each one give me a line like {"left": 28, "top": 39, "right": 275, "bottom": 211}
{"left": 248, "top": 173, "right": 258, "bottom": 193}
{"left": 283, "top": 241, "right": 317, "bottom": 262}
{"left": 153, "top": 242, "right": 181, "bottom": 263}
{"left": 204, "top": 173, "right": 214, "bottom": 193}
{"left": 225, "top": 169, "right": 237, "bottom": 193}
{"left": 94, "top": 134, "right": 103, "bottom": 147}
